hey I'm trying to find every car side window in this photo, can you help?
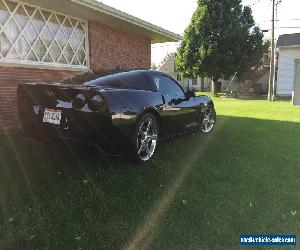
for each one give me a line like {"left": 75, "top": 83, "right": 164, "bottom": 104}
{"left": 154, "top": 75, "right": 185, "bottom": 99}
{"left": 154, "top": 77, "right": 160, "bottom": 90}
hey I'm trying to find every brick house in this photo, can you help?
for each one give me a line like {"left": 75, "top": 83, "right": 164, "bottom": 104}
{"left": 0, "top": 0, "right": 180, "bottom": 128}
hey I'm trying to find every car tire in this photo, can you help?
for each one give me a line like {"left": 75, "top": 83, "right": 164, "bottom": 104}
{"left": 127, "top": 113, "right": 159, "bottom": 163}
{"left": 200, "top": 107, "right": 216, "bottom": 133}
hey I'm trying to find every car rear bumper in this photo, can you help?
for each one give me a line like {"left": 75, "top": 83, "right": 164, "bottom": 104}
{"left": 19, "top": 104, "right": 124, "bottom": 154}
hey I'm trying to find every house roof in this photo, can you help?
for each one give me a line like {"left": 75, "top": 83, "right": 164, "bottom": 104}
{"left": 158, "top": 53, "right": 176, "bottom": 72}
{"left": 277, "top": 33, "right": 300, "bottom": 48}
{"left": 23, "top": 0, "right": 181, "bottom": 43}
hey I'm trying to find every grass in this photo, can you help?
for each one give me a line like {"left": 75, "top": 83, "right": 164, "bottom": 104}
{"left": 1, "top": 96, "right": 300, "bottom": 249}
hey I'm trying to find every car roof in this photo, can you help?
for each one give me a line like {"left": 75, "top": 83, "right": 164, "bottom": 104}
{"left": 137, "top": 70, "right": 167, "bottom": 76}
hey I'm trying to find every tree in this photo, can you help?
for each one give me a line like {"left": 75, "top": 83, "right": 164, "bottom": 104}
{"left": 239, "top": 39, "right": 271, "bottom": 82}
{"left": 176, "top": 0, "right": 265, "bottom": 95}
{"left": 237, "top": 39, "right": 270, "bottom": 94}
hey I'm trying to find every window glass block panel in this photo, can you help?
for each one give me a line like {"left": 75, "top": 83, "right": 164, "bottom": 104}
{"left": 49, "top": 41, "right": 61, "bottom": 61}
{"left": 41, "top": 26, "right": 53, "bottom": 46}
{"left": 4, "top": 19, "right": 20, "bottom": 42}
{"left": 69, "top": 32, "right": 80, "bottom": 49}
{"left": 70, "top": 18, "right": 77, "bottom": 27}
{"left": 16, "top": 35, "right": 30, "bottom": 59}
{"left": 0, "top": 32, "right": 11, "bottom": 56}
{"left": 32, "top": 9, "right": 45, "bottom": 32}
{"left": 23, "top": 5, "right": 35, "bottom": 17}
{"left": 0, "top": 1, "right": 9, "bottom": 25}
{"left": 24, "top": 23, "right": 38, "bottom": 45}
{"left": 72, "top": 57, "right": 80, "bottom": 65}
{"left": 56, "top": 29, "right": 68, "bottom": 47}
{"left": 58, "top": 55, "right": 67, "bottom": 64}
{"left": 27, "top": 51, "right": 38, "bottom": 61}
{"left": 63, "top": 18, "right": 73, "bottom": 38}
{"left": 0, "top": 0, "right": 88, "bottom": 67}
{"left": 56, "top": 14, "right": 65, "bottom": 25}
{"left": 75, "top": 26, "right": 85, "bottom": 42}
{"left": 79, "top": 21, "right": 86, "bottom": 31}
{"left": 41, "top": 10, "right": 51, "bottom": 21}
{"left": 5, "top": 0, "right": 17, "bottom": 12}
{"left": 48, "top": 14, "right": 60, "bottom": 35}
{"left": 63, "top": 44, "right": 74, "bottom": 63}
{"left": 14, "top": 5, "right": 28, "bottom": 29}
{"left": 33, "top": 38, "right": 46, "bottom": 60}
{"left": 77, "top": 46, "right": 85, "bottom": 64}
{"left": 43, "top": 53, "right": 53, "bottom": 63}
{"left": 81, "top": 37, "right": 86, "bottom": 48}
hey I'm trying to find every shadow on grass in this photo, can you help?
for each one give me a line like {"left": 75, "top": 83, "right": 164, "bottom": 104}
{"left": 0, "top": 115, "right": 299, "bottom": 249}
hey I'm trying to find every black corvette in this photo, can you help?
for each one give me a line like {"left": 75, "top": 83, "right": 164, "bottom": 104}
{"left": 18, "top": 70, "right": 216, "bottom": 162}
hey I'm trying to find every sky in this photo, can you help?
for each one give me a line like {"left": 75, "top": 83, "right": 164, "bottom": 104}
{"left": 100, "top": 0, "right": 300, "bottom": 65}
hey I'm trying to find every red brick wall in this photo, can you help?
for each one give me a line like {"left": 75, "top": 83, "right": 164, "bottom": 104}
{"left": 89, "top": 21, "right": 151, "bottom": 71}
{"left": 0, "top": 21, "right": 152, "bottom": 128}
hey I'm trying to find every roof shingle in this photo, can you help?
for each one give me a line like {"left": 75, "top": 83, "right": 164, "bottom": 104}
{"left": 277, "top": 33, "right": 300, "bottom": 48}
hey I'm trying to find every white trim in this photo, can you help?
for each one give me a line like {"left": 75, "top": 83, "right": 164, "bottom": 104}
{"left": 0, "top": 0, "right": 89, "bottom": 68}
{"left": 85, "top": 21, "right": 90, "bottom": 69}
{"left": 0, "top": 60, "right": 89, "bottom": 71}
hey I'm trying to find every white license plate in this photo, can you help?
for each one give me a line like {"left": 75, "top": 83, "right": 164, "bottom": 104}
{"left": 43, "top": 108, "right": 62, "bottom": 125}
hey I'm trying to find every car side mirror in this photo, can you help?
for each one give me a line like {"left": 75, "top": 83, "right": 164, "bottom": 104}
{"left": 186, "top": 89, "right": 196, "bottom": 99}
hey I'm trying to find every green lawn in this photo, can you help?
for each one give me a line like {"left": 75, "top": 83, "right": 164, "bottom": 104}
{"left": 1, "top": 96, "right": 300, "bottom": 249}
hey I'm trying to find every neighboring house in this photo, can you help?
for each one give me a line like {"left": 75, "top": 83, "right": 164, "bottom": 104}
{"left": 0, "top": 0, "right": 180, "bottom": 128}
{"left": 158, "top": 53, "right": 231, "bottom": 92}
{"left": 158, "top": 53, "right": 209, "bottom": 91}
{"left": 158, "top": 53, "right": 270, "bottom": 94}
{"left": 276, "top": 33, "right": 300, "bottom": 96}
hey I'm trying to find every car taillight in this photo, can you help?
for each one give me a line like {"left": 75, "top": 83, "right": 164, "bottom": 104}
{"left": 72, "top": 93, "right": 86, "bottom": 109}
{"left": 88, "top": 95, "right": 105, "bottom": 111}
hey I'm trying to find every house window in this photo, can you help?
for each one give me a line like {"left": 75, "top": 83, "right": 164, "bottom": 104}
{"left": 0, "top": 0, "right": 88, "bottom": 68}
{"left": 192, "top": 78, "right": 198, "bottom": 85}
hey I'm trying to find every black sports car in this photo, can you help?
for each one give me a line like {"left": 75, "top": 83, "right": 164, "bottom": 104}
{"left": 18, "top": 70, "right": 216, "bottom": 162}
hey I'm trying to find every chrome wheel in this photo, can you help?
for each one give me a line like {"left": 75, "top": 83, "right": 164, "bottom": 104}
{"left": 137, "top": 116, "right": 158, "bottom": 161}
{"left": 201, "top": 108, "right": 216, "bottom": 133}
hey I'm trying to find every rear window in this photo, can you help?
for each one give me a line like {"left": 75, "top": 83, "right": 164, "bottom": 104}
{"left": 84, "top": 72, "right": 155, "bottom": 91}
